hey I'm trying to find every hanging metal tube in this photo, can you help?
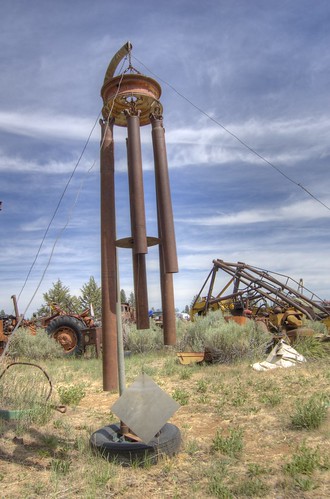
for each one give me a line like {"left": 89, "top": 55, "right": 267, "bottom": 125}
{"left": 154, "top": 171, "right": 176, "bottom": 345}
{"left": 159, "top": 244, "right": 176, "bottom": 345}
{"left": 125, "top": 125, "right": 149, "bottom": 330}
{"left": 126, "top": 111, "right": 148, "bottom": 255}
{"left": 133, "top": 253, "right": 150, "bottom": 329}
{"left": 151, "top": 114, "right": 178, "bottom": 274}
{"left": 100, "top": 119, "right": 118, "bottom": 391}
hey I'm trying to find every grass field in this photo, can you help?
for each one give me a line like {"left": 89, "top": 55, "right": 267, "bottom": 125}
{"left": 0, "top": 329, "right": 329, "bottom": 498}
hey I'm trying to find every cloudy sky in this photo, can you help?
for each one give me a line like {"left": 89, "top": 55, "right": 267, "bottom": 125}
{"left": 1, "top": 0, "right": 329, "bottom": 316}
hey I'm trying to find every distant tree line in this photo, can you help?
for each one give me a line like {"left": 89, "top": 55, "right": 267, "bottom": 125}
{"left": 36, "top": 277, "right": 135, "bottom": 319}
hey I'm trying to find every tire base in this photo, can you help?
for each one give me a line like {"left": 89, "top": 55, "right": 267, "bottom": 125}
{"left": 90, "top": 422, "right": 181, "bottom": 466}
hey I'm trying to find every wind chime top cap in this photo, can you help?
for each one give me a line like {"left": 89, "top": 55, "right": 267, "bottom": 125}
{"left": 101, "top": 42, "right": 163, "bottom": 126}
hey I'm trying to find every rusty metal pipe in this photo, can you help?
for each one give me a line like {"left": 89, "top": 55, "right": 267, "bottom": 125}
{"left": 11, "top": 295, "right": 19, "bottom": 320}
{"left": 125, "top": 131, "right": 149, "bottom": 329}
{"left": 100, "top": 119, "right": 118, "bottom": 391}
{"left": 133, "top": 253, "right": 150, "bottom": 329}
{"left": 151, "top": 114, "right": 178, "bottom": 274}
{"left": 154, "top": 159, "right": 176, "bottom": 344}
{"left": 126, "top": 111, "right": 148, "bottom": 255}
{"left": 159, "top": 243, "right": 176, "bottom": 345}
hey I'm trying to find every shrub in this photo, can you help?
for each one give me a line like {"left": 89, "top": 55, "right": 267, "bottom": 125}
{"left": 125, "top": 320, "right": 164, "bottom": 353}
{"left": 302, "top": 320, "right": 327, "bottom": 335}
{"left": 178, "top": 310, "right": 270, "bottom": 363}
{"left": 7, "top": 328, "right": 64, "bottom": 361}
{"left": 293, "top": 335, "right": 327, "bottom": 360}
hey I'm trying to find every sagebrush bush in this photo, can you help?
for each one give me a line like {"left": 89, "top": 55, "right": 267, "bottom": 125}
{"left": 178, "top": 311, "right": 227, "bottom": 352}
{"left": 7, "top": 328, "right": 64, "bottom": 360}
{"left": 293, "top": 335, "right": 328, "bottom": 360}
{"left": 125, "top": 319, "right": 164, "bottom": 353}
{"left": 302, "top": 320, "right": 328, "bottom": 335}
{"left": 178, "top": 310, "right": 271, "bottom": 363}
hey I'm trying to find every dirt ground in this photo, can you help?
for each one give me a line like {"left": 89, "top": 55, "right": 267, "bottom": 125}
{"left": 0, "top": 353, "right": 329, "bottom": 498}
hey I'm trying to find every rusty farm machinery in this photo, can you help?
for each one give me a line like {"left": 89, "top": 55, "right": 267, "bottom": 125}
{"left": 190, "top": 259, "right": 330, "bottom": 342}
{"left": 0, "top": 295, "right": 135, "bottom": 357}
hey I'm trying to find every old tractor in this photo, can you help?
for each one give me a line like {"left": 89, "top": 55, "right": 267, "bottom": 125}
{"left": 191, "top": 259, "right": 330, "bottom": 341}
{"left": 1, "top": 297, "right": 136, "bottom": 357}
{"left": 39, "top": 304, "right": 99, "bottom": 356}
{"left": 0, "top": 296, "right": 99, "bottom": 356}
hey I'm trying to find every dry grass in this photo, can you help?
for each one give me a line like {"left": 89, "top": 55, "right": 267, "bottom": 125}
{"left": 0, "top": 350, "right": 329, "bottom": 498}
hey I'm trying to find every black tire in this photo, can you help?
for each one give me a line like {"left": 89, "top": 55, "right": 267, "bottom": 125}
{"left": 46, "top": 316, "right": 84, "bottom": 356}
{"left": 90, "top": 422, "right": 181, "bottom": 466}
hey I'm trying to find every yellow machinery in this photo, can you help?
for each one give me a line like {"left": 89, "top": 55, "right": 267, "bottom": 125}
{"left": 190, "top": 260, "right": 330, "bottom": 336}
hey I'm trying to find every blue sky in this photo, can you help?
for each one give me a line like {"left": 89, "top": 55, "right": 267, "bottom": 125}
{"left": 0, "top": 0, "right": 329, "bottom": 315}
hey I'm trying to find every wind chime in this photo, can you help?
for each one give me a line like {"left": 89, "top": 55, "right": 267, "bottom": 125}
{"left": 100, "top": 42, "right": 178, "bottom": 390}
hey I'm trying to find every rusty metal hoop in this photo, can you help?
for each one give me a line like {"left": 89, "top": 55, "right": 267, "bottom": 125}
{"left": 0, "top": 361, "right": 53, "bottom": 402}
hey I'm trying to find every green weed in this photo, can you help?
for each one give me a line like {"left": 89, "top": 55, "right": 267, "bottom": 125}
{"left": 179, "top": 368, "right": 192, "bottom": 380}
{"left": 232, "top": 477, "right": 270, "bottom": 497}
{"left": 161, "top": 357, "right": 179, "bottom": 376}
{"left": 259, "top": 392, "right": 282, "bottom": 407}
{"left": 196, "top": 379, "right": 208, "bottom": 393}
{"left": 283, "top": 443, "right": 322, "bottom": 476}
{"left": 212, "top": 427, "right": 244, "bottom": 458}
{"left": 185, "top": 438, "right": 200, "bottom": 455}
{"left": 293, "top": 476, "right": 317, "bottom": 491}
{"left": 208, "top": 481, "right": 233, "bottom": 498}
{"left": 207, "top": 460, "right": 232, "bottom": 498}
{"left": 197, "top": 394, "right": 210, "bottom": 404}
{"left": 50, "top": 457, "right": 71, "bottom": 475}
{"left": 40, "top": 434, "right": 60, "bottom": 450}
{"left": 290, "top": 393, "right": 329, "bottom": 430}
{"left": 57, "top": 383, "right": 86, "bottom": 406}
{"left": 247, "top": 463, "right": 271, "bottom": 477}
{"left": 172, "top": 388, "right": 190, "bottom": 405}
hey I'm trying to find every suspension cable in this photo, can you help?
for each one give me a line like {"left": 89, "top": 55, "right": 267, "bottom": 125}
{"left": 15, "top": 57, "right": 128, "bottom": 312}
{"left": 132, "top": 55, "right": 330, "bottom": 213}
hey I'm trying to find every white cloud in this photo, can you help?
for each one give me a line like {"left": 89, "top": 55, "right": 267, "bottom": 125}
{"left": 176, "top": 198, "right": 330, "bottom": 226}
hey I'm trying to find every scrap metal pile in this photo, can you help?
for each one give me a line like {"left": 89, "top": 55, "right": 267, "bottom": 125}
{"left": 191, "top": 259, "right": 330, "bottom": 340}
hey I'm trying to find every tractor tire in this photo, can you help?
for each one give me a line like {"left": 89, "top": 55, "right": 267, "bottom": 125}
{"left": 90, "top": 422, "right": 181, "bottom": 466}
{"left": 46, "top": 316, "right": 84, "bottom": 356}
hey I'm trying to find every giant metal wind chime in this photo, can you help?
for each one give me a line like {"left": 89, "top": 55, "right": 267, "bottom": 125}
{"left": 100, "top": 43, "right": 178, "bottom": 391}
